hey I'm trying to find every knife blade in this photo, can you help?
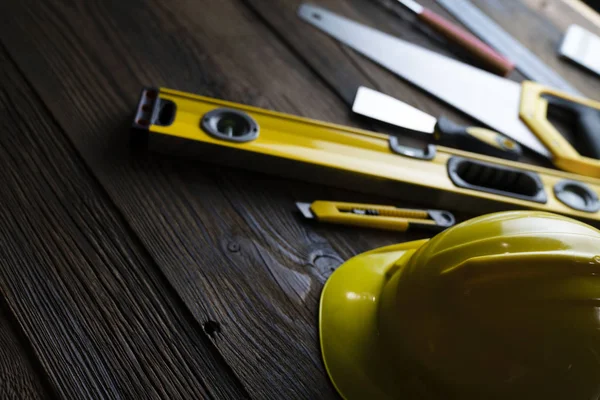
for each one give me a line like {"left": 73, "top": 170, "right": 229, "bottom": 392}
{"left": 353, "top": 86, "right": 437, "bottom": 132}
{"left": 297, "top": 4, "right": 550, "bottom": 158}
{"left": 353, "top": 87, "right": 521, "bottom": 160}
{"left": 560, "top": 25, "right": 600, "bottom": 77}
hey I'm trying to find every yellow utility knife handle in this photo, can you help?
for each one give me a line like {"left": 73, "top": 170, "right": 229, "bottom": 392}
{"left": 309, "top": 201, "right": 442, "bottom": 232}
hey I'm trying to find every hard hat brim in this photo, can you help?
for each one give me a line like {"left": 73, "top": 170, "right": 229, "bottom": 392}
{"left": 320, "top": 239, "right": 429, "bottom": 399}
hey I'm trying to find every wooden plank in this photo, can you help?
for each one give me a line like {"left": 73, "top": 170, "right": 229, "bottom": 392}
{"left": 1, "top": 0, "right": 579, "bottom": 397}
{"left": 0, "top": 49, "right": 247, "bottom": 399}
{"left": 0, "top": 0, "right": 389, "bottom": 397}
{"left": 0, "top": 0, "right": 533, "bottom": 396}
{"left": 0, "top": 301, "right": 50, "bottom": 399}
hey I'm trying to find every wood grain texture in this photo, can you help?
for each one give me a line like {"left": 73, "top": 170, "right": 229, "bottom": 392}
{"left": 1, "top": 0, "right": 596, "bottom": 397}
{"left": 0, "top": 301, "right": 50, "bottom": 399}
{"left": 0, "top": 0, "right": 368, "bottom": 397}
{"left": 0, "top": 49, "right": 247, "bottom": 399}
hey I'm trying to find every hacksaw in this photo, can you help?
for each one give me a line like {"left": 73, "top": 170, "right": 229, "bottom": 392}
{"left": 298, "top": 4, "right": 600, "bottom": 178}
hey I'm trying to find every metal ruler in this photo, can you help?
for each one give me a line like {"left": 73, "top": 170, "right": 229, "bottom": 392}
{"left": 436, "top": 0, "right": 581, "bottom": 95}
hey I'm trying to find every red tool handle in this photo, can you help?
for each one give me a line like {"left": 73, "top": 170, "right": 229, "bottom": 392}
{"left": 418, "top": 8, "right": 515, "bottom": 76}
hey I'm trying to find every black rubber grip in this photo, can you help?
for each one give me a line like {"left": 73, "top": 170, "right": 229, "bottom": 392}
{"left": 546, "top": 96, "right": 600, "bottom": 159}
{"left": 435, "top": 117, "right": 521, "bottom": 160}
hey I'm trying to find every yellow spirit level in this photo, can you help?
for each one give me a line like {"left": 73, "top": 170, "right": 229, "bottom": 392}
{"left": 132, "top": 87, "right": 600, "bottom": 223}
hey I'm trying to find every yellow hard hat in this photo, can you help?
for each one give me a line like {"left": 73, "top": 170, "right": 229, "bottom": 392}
{"left": 320, "top": 211, "right": 600, "bottom": 399}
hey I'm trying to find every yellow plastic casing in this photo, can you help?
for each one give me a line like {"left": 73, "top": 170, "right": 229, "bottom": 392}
{"left": 140, "top": 87, "right": 600, "bottom": 223}
{"left": 520, "top": 80, "right": 600, "bottom": 177}
{"left": 319, "top": 239, "right": 428, "bottom": 399}
{"left": 465, "top": 126, "right": 518, "bottom": 151}
{"left": 320, "top": 211, "right": 600, "bottom": 399}
{"left": 309, "top": 201, "right": 436, "bottom": 231}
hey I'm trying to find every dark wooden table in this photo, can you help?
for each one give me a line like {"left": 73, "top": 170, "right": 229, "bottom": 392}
{"left": 1, "top": 0, "right": 599, "bottom": 398}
